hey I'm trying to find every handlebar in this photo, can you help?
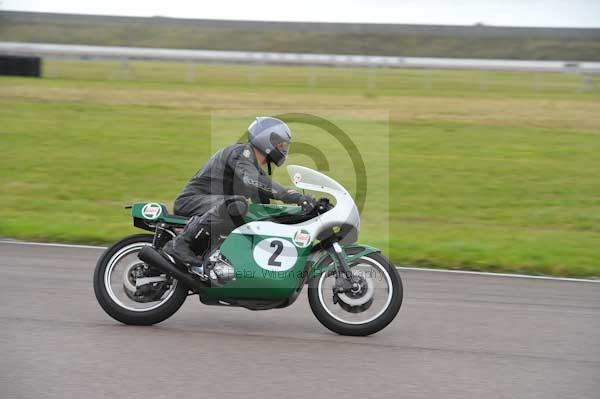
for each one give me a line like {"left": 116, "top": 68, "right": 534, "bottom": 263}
{"left": 300, "top": 197, "right": 332, "bottom": 216}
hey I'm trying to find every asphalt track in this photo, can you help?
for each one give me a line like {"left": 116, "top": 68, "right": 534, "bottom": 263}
{"left": 1, "top": 241, "right": 599, "bottom": 399}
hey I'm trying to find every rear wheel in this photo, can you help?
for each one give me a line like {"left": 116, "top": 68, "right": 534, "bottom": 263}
{"left": 308, "top": 252, "right": 403, "bottom": 336}
{"left": 93, "top": 234, "right": 188, "bottom": 325}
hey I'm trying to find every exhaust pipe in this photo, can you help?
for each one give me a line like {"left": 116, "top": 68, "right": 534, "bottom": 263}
{"left": 138, "top": 246, "right": 205, "bottom": 292}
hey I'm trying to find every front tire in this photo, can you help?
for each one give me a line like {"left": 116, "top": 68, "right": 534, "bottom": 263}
{"left": 308, "top": 252, "right": 403, "bottom": 336}
{"left": 93, "top": 234, "right": 188, "bottom": 325}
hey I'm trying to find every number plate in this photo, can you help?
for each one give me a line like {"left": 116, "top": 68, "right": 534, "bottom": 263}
{"left": 252, "top": 238, "right": 298, "bottom": 271}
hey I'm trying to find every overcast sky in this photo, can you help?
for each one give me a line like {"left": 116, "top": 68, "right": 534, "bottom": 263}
{"left": 3, "top": 0, "right": 600, "bottom": 27}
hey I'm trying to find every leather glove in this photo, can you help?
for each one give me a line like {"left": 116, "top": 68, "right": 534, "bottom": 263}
{"left": 278, "top": 189, "right": 303, "bottom": 204}
{"left": 279, "top": 190, "right": 316, "bottom": 210}
{"left": 297, "top": 194, "right": 317, "bottom": 212}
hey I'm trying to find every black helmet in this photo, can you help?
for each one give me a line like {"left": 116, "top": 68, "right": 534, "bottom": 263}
{"left": 247, "top": 117, "right": 292, "bottom": 167}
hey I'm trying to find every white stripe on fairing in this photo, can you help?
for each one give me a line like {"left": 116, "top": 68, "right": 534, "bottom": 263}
{"left": 1, "top": 239, "right": 598, "bottom": 283}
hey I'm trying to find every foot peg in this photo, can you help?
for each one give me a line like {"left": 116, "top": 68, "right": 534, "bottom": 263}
{"left": 138, "top": 246, "right": 207, "bottom": 292}
{"left": 190, "top": 265, "right": 208, "bottom": 281}
{"left": 161, "top": 249, "right": 208, "bottom": 281}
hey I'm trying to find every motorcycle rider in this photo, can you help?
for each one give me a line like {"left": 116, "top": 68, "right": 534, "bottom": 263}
{"left": 163, "top": 116, "right": 315, "bottom": 268}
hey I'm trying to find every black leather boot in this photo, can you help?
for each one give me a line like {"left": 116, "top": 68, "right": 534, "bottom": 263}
{"left": 162, "top": 215, "right": 211, "bottom": 267}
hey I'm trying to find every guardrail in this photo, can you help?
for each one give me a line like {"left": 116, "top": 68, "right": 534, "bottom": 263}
{"left": 1, "top": 41, "right": 600, "bottom": 74}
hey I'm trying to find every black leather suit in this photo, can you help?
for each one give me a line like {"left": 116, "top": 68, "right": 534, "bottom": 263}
{"left": 173, "top": 143, "right": 294, "bottom": 237}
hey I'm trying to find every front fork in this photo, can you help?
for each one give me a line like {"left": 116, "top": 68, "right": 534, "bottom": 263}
{"left": 329, "top": 241, "right": 355, "bottom": 302}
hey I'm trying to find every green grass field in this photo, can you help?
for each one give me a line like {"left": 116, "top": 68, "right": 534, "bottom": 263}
{"left": 1, "top": 59, "right": 599, "bottom": 277}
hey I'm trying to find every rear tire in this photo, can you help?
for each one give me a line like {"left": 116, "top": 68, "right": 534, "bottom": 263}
{"left": 93, "top": 234, "right": 188, "bottom": 325}
{"left": 308, "top": 252, "right": 403, "bottom": 336}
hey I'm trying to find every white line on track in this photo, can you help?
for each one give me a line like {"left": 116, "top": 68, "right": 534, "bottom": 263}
{"left": 1, "top": 239, "right": 598, "bottom": 283}
{"left": 396, "top": 266, "right": 600, "bottom": 283}
{"left": 0, "top": 239, "right": 107, "bottom": 250}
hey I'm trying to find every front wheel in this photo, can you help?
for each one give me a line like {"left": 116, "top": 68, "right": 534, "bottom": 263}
{"left": 93, "top": 234, "right": 188, "bottom": 325}
{"left": 308, "top": 252, "right": 403, "bottom": 336}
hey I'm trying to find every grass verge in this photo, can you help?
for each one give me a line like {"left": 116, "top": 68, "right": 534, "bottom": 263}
{"left": 1, "top": 59, "right": 599, "bottom": 277}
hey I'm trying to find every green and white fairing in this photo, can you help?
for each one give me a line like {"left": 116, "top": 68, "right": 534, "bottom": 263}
{"left": 202, "top": 165, "right": 367, "bottom": 301}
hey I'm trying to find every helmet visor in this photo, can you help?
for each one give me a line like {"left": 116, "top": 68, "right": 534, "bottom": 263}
{"left": 269, "top": 135, "right": 291, "bottom": 166}
{"left": 276, "top": 141, "right": 290, "bottom": 155}
{"left": 270, "top": 133, "right": 291, "bottom": 155}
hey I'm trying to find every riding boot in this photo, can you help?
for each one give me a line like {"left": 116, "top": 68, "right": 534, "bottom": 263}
{"left": 162, "top": 215, "right": 211, "bottom": 267}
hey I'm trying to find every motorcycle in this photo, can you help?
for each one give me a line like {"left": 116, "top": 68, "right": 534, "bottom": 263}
{"left": 93, "top": 165, "right": 403, "bottom": 336}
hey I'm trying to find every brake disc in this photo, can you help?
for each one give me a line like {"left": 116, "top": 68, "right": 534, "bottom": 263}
{"left": 123, "top": 262, "right": 170, "bottom": 303}
{"left": 336, "top": 274, "right": 375, "bottom": 313}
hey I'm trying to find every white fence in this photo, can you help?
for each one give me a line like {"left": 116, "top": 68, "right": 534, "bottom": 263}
{"left": 2, "top": 41, "right": 600, "bottom": 74}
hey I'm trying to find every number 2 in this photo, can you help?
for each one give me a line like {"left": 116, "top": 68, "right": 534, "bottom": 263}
{"left": 268, "top": 240, "right": 283, "bottom": 267}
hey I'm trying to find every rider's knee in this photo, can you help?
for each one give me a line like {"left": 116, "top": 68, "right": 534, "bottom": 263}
{"left": 221, "top": 196, "right": 248, "bottom": 218}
